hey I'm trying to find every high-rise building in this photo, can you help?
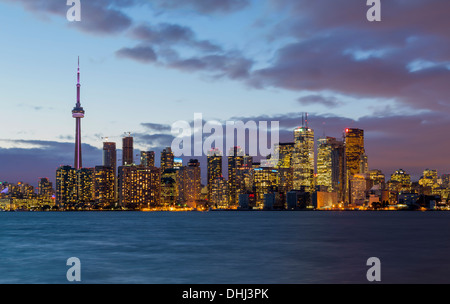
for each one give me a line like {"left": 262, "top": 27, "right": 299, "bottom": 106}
{"left": 77, "top": 167, "right": 94, "bottom": 203}
{"left": 94, "top": 166, "right": 116, "bottom": 205}
{"left": 317, "top": 137, "right": 346, "bottom": 202}
{"left": 181, "top": 159, "right": 201, "bottom": 204}
{"left": 211, "top": 176, "right": 229, "bottom": 208}
{"left": 292, "top": 117, "right": 315, "bottom": 192}
{"left": 345, "top": 128, "right": 365, "bottom": 177}
{"left": 253, "top": 167, "right": 279, "bottom": 208}
{"left": 161, "top": 147, "right": 174, "bottom": 172}
{"left": 207, "top": 148, "right": 222, "bottom": 202}
{"left": 38, "top": 178, "right": 53, "bottom": 199}
{"left": 103, "top": 142, "right": 117, "bottom": 170}
{"left": 388, "top": 169, "right": 412, "bottom": 193}
{"left": 161, "top": 168, "right": 181, "bottom": 206}
{"left": 419, "top": 169, "right": 438, "bottom": 189}
{"left": 140, "top": 151, "right": 155, "bottom": 167}
{"left": 122, "top": 136, "right": 134, "bottom": 166}
{"left": 228, "top": 146, "right": 244, "bottom": 206}
{"left": 274, "top": 142, "right": 294, "bottom": 169}
{"left": 56, "top": 165, "right": 77, "bottom": 207}
{"left": 103, "top": 141, "right": 117, "bottom": 200}
{"left": 118, "top": 165, "right": 161, "bottom": 209}
{"left": 72, "top": 57, "right": 85, "bottom": 170}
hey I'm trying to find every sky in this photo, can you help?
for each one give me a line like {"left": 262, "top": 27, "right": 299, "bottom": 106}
{"left": 0, "top": 0, "right": 449, "bottom": 187}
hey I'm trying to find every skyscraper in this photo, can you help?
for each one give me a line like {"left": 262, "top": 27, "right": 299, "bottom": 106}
{"left": 345, "top": 128, "right": 365, "bottom": 177}
{"left": 103, "top": 142, "right": 117, "bottom": 170}
{"left": 56, "top": 165, "right": 77, "bottom": 207}
{"left": 317, "top": 137, "right": 346, "bottom": 202}
{"left": 122, "top": 135, "right": 134, "bottom": 166}
{"left": 292, "top": 115, "right": 315, "bottom": 192}
{"left": 161, "top": 147, "right": 174, "bottom": 172}
{"left": 228, "top": 146, "right": 244, "bottom": 206}
{"left": 181, "top": 159, "right": 202, "bottom": 204}
{"left": 207, "top": 148, "right": 222, "bottom": 202}
{"left": 140, "top": 151, "right": 155, "bottom": 167}
{"left": 77, "top": 167, "right": 94, "bottom": 203}
{"left": 94, "top": 166, "right": 116, "bottom": 205}
{"left": 72, "top": 57, "right": 85, "bottom": 170}
{"left": 118, "top": 165, "right": 161, "bottom": 209}
{"left": 344, "top": 128, "right": 366, "bottom": 204}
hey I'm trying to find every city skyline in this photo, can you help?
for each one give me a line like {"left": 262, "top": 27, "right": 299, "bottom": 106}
{"left": 1, "top": 0, "right": 450, "bottom": 187}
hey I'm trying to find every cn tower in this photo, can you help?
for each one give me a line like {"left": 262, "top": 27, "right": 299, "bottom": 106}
{"left": 72, "top": 57, "right": 85, "bottom": 170}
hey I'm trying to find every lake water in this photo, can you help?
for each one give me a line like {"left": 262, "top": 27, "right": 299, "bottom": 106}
{"left": 1, "top": 211, "right": 449, "bottom": 284}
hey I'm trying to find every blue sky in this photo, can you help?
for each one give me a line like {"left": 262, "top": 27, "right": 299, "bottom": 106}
{"left": 1, "top": 0, "right": 450, "bottom": 186}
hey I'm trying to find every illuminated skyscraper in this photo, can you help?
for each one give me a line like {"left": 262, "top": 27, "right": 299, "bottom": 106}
{"left": 77, "top": 167, "right": 94, "bottom": 203}
{"left": 94, "top": 166, "right": 116, "bottom": 205}
{"left": 317, "top": 137, "right": 346, "bottom": 202}
{"left": 72, "top": 57, "right": 85, "bottom": 170}
{"left": 140, "top": 151, "right": 155, "bottom": 167}
{"left": 56, "top": 165, "right": 77, "bottom": 207}
{"left": 345, "top": 128, "right": 365, "bottom": 177}
{"left": 161, "top": 168, "right": 181, "bottom": 206}
{"left": 118, "top": 165, "right": 161, "bottom": 209}
{"left": 292, "top": 115, "right": 315, "bottom": 192}
{"left": 38, "top": 178, "right": 54, "bottom": 199}
{"left": 211, "top": 176, "right": 229, "bottom": 208}
{"left": 181, "top": 159, "right": 202, "bottom": 204}
{"left": 161, "top": 147, "right": 174, "bottom": 172}
{"left": 253, "top": 167, "right": 279, "bottom": 208}
{"left": 207, "top": 148, "right": 222, "bottom": 202}
{"left": 228, "top": 146, "right": 244, "bottom": 206}
{"left": 122, "top": 135, "right": 134, "bottom": 166}
{"left": 388, "top": 169, "right": 412, "bottom": 193}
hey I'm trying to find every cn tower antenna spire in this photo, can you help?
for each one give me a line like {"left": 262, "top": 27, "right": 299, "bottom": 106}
{"left": 73, "top": 57, "right": 85, "bottom": 170}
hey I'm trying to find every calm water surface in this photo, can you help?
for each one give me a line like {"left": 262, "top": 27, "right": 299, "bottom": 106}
{"left": 1, "top": 211, "right": 449, "bottom": 284}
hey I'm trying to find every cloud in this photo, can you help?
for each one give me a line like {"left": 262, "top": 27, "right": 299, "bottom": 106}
{"left": 151, "top": 0, "right": 250, "bottom": 14}
{"left": 116, "top": 45, "right": 158, "bottom": 63}
{"left": 141, "top": 122, "right": 172, "bottom": 133}
{"left": 3, "top": 0, "right": 133, "bottom": 35}
{"left": 298, "top": 95, "right": 342, "bottom": 108}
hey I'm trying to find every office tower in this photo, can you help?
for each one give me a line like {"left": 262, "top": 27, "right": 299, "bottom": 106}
{"left": 292, "top": 115, "right": 315, "bottom": 192}
{"left": 316, "top": 137, "right": 346, "bottom": 202}
{"left": 389, "top": 169, "right": 412, "bottom": 193}
{"left": 274, "top": 142, "right": 294, "bottom": 169}
{"left": 345, "top": 128, "right": 365, "bottom": 177}
{"left": 207, "top": 148, "right": 222, "bottom": 202}
{"left": 161, "top": 147, "right": 174, "bottom": 172}
{"left": 317, "top": 137, "right": 334, "bottom": 191}
{"left": 140, "top": 151, "right": 155, "bottom": 167}
{"left": 118, "top": 165, "right": 161, "bottom": 209}
{"left": 181, "top": 159, "right": 202, "bottom": 204}
{"left": 94, "top": 166, "right": 115, "bottom": 205}
{"left": 349, "top": 173, "right": 370, "bottom": 205}
{"left": 56, "top": 165, "right": 77, "bottom": 207}
{"left": 161, "top": 168, "right": 181, "bottom": 206}
{"left": 38, "top": 178, "right": 53, "bottom": 199}
{"left": 228, "top": 146, "right": 244, "bottom": 206}
{"left": 368, "top": 169, "right": 385, "bottom": 188}
{"left": 253, "top": 167, "right": 279, "bottom": 208}
{"left": 72, "top": 57, "right": 85, "bottom": 170}
{"left": 211, "top": 176, "right": 229, "bottom": 208}
{"left": 122, "top": 136, "right": 134, "bottom": 166}
{"left": 77, "top": 167, "right": 94, "bottom": 203}
{"left": 419, "top": 169, "right": 438, "bottom": 188}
